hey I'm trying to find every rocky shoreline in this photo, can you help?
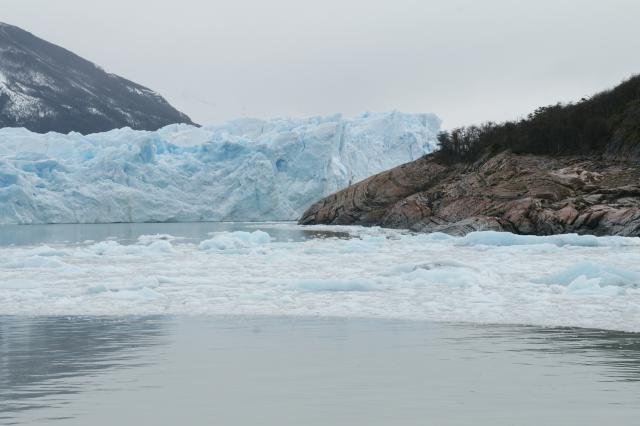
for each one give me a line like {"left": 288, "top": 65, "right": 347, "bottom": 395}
{"left": 299, "top": 152, "right": 640, "bottom": 236}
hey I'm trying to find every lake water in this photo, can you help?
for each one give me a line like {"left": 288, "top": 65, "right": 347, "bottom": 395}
{"left": 1, "top": 222, "right": 639, "bottom": 424}
{"left": 0, "top": 221, "right": 345, "bottom": 247}
{"left": 1, "top": 316, "right": 640, "bottom": 425}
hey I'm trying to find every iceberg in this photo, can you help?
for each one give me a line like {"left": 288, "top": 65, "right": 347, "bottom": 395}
{"left": 0, "top": 111, "right": 440, "bottom": 224}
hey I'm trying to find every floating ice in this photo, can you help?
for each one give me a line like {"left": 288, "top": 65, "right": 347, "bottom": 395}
{"left": 0, "top": 111, "right": 440, "bottom": 224}
{"left": 4, "top": 255, "right": 67, "bottom": 269}
{"left": 86, "top": 277, "right": 165, "bottom": 300}
{"left": 537, "top": 262, "right": 640, "bottom": 288}
{"left": 458, "top": 231, "right": 632, "bottom": 247}
{"left": 137, "top": 234, "right": 177, "bottom": 244}
{"left": 294, "top": 278, "right": 374, "bottom": 292}
{"left": 564, "top": 276, "right": 625, "bottom": 297}
{"left": 89, "top": 240, "right": 175, "bottom": 256}
{"left": 1, "top": 227, "right": 639, "bottom": 332}
{"left": 199, "top": 230, "right": 271, "bottom": 251}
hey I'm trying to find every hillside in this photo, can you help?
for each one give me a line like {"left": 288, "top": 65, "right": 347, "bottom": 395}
{"left": 0, "top": 22, "right": 194, "bottom": 134}
{"left": 435, "top": 75, "right": 640, "bottom": 162}
{"left": 300, "top": 77, "right": 640, "bottom": 236}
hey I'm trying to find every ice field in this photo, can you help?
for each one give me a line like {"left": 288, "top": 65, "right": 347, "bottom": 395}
{"left": 1, "top": 224, "right": 639, "bottom": 332}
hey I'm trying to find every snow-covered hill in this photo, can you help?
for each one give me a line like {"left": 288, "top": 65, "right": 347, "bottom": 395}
{"left": 0, "top": 22, "right": 194, "bottom": 134}
{"left": 0, "top": 111, "right": 440, "bottom": 224}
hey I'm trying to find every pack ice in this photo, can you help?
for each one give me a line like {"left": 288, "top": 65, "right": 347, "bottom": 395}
{"left": 2, "top": 225, "right": 640, "bottom": 331}
{"left": 0, "top": 112, "right": 440, "bottom": 224}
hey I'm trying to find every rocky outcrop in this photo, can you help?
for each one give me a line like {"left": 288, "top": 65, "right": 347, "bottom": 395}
{"left": 299, "top": 152, "right": 640, "bottom": 236}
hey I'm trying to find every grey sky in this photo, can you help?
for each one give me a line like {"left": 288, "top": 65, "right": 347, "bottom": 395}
{"left": 3, "top": 0, "right": 640, "bottom": 128}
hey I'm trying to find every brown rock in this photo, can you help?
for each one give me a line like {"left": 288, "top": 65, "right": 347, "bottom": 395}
{"left": 299, "top": 152, "right": 640, "bottom": 236}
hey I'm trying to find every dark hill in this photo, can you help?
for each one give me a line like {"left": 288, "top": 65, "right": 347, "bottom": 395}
{"left": 0, "top": 22, "right": 195, "bottom": 134}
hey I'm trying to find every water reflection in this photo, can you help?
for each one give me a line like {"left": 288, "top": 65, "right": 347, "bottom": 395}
{"left": 459, "top": 325, "right": 640, "bottom": 382}
{"left": 523, "top": 327, "right": 640, "bottom": 382}
{"left": 1, "top": 317, "right": 639, "bottom": 425}
{"left": 0, "top": 316, "right": 168, "bottom": 423}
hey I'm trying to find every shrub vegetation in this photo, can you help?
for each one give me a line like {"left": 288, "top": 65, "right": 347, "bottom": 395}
{"left": 436, "top": 75, "right": 640, "bottom": 162}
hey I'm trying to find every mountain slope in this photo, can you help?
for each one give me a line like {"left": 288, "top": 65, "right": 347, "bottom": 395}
{"left": 0, "top": 22, "right": 194, "bottom": 134}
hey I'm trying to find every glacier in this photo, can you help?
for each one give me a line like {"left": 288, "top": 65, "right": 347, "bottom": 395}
{"left": 0, "top": 111, "right": 440, "bottom": 224}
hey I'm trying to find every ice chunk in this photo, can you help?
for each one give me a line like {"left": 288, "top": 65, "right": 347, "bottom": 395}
{"left": 86, "top": 277, "right": 163, "bottom": 300}
{"left": 89, "top": 240, "right": 174, "bottom": 256}
{"left": 338, "top": 236, "right": 387, "bottom": 253}
{"left": 137, "top": 234, "right": 177, "bottom": 244}
{"left": 294, "top": 278, "right": 374, "bottom": 292}
{"left": 537, "top": 262, "right": 640, "bottom": 288}
{"left": 564, "top": 276, "right": 624, "bottom": 296}
{"left": 199, "top": 230, "right": 272, "bottom": 251}
{"left": 459, "top": 231, "right": 638, "bottom": 247}
{"left": 4, "top": 256, "right": 67, "bottom": 269}
{"left": 23, "top": 245, "right": 67, "bottom": 257}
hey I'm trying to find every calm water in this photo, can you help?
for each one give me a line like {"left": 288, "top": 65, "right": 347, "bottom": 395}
{"left": 1, "top": 316, "right": 640, "bottom": 425}
{"left": 0, "top": 221, "right": 347, "bottom": 247}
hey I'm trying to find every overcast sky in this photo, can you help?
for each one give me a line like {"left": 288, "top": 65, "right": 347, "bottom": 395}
{"left": 3, "top": 0, "right": 640, "bottom": 128}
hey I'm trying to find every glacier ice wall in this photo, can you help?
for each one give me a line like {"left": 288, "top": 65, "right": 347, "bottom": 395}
{"left": 0, "top": 111, "right": 440, "bottom": 224}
